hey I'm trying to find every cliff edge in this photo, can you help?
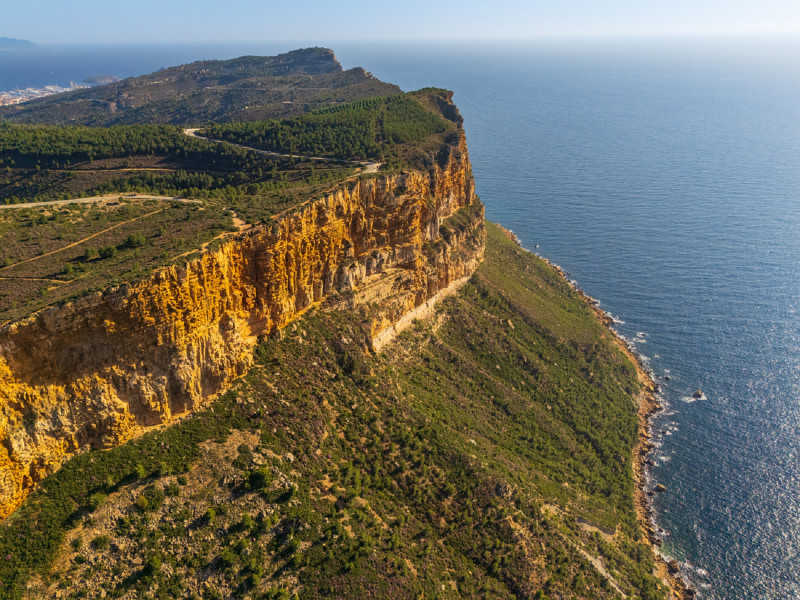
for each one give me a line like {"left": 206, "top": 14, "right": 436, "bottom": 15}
{"left": 0, "top": 127, "right": 484, "bottom": 518}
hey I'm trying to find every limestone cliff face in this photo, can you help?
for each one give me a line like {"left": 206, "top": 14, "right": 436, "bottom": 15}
{"left": 0, "top": 131, "right": 484, "bottom": 518}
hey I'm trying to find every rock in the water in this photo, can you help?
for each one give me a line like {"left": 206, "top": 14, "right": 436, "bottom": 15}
{"left": 655, "top": 483, "right": 667, "bottom": 493}
{"left": 693, "top": 389, "right": 703, "bottom": 399}
{"left": 668, "top": 559, "right": 680, "bottom": 573}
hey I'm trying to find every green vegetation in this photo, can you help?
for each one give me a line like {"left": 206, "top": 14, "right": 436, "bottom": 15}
{"left": 0, "top": 48, "right": 401, "bottom": 126}
{"left": 0, "top": 89, "right": 461, "bottom": 324}
{"left": 0, "top": 224, "right": 665, "bottom": 600}
{"left": 205, "top": 93, "right": 454, "bottom": 164}
{"left": 0, "top": 121, "right": 351, "bottom": 206}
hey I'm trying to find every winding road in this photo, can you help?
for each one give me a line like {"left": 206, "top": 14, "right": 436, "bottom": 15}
{"left": 183, "top": 129, "right": 382, "bottom": 174}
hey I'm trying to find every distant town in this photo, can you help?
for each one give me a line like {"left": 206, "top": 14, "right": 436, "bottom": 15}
{"left": 0, "top": 82, "right": 88, "bottom": 106}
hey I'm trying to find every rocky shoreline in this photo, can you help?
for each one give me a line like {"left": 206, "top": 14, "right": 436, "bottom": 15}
{"left": 498, "top": 226, "right": 695, "bottom": 600}
{"left": 574, "top": 279, "right": 695, "bottom": 599}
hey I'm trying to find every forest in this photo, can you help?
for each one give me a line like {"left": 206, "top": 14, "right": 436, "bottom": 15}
{"left": 205, "top": 95, "right": 453, "bottom": 161}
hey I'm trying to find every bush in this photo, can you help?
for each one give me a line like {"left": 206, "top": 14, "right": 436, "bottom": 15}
{"left": 134, "top": 494, "right": 150, "bottom": 513}
{"left": 141, "top": 485, "right": 165, "bottom": 511}
{"left": 91, "top": 535, "right": 110, "bottom": 550}
{"left": 218, "top": 548, "right": 236, "bottom": 569}
{"left": 143, "top": 555, "right": 162, "bottom": 576}
{"left": 99, "top": 246, "right": 118, "bottom": 259}
{"left": 248, "top": 467, "right": 273, "bottom": 491}
{"left": 88, "top": 492, "right": 107, "bottom": 511}
{"left": 125, "top": 232, "right": 147, "bottom": 248}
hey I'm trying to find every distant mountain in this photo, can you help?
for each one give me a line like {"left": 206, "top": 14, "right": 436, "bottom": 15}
{"left": 0, "top": 37, "right": 35, "bottom": 49}
{"left": 0, "top": 47, "right": 401, "bottom": 126}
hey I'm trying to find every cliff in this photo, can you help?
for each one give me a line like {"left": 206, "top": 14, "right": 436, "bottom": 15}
{"left": 0, "top": 132, "right": 484, "bottom": 518}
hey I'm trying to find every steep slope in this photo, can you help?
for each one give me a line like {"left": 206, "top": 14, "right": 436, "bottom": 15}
{"left": 0, "top": 126, "right": 481, "bottom": 519}
{"left": 0, "top": 224, "right": 669, "bottom": 600}
{"left": 0, "top": 48, "right": 401, "bottom": 126}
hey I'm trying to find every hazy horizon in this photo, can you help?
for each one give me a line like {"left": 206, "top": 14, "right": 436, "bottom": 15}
{"left": 3, "top": 0, "right": 800, "bottom": 45}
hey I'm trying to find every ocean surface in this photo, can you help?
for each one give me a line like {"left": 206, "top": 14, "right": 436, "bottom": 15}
{"left": 4, "top": 38, "right": 800, "bottom": 599}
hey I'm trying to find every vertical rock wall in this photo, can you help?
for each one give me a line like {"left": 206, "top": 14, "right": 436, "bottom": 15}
{"left": 0, "top": 132, "right": 485, "bottom": 518}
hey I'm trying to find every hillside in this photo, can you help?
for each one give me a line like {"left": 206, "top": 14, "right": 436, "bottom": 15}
{"left": 0, "top": 48, "right": 400, "bottom": 126}
{"left": 0, "top": 49, "right": 680, "bottom": 600}
{"left": 0, "top": 89, "right": 459, "bottom": 324}
{"left": 0, "top": 224, "right": 669, "bottom": 600}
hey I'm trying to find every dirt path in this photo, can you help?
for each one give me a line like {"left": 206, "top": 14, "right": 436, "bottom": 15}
{"left": 0, "top": 208, "right": 163, "bottom": 273}
{"left": 171, "top": 210, "right": 251, "bottom": 261}
{"left": 0, "top": 193, "right": 197, "bottom": 211}
{"left": 0, "top": 276, "right": 66, "bottom": 284}
{"left": 184, "top": 128, "right": 382, "bottom": 174}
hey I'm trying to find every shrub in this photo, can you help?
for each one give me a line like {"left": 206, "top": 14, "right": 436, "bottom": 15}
{"left": 218, "top": 548, "right": 236, "bottom": 569}
{"left": 91, "top": 535, "right": 110, "bottom": 550}
{"left": 248, "top": 467, "right": 272, "bottom": 491}
{"left": 141, "top": 485, "right": 165, "bottom": 511}
{"left": 143, "top": 555, "right": 162, "bottom": 576}
{"left": 134, "top": 494, "right": 150, "bottom": 513}
{"left": 99, "top": 246, "right": 117, "bottom": 259}
{"left": 125, "top": 232, "right": 147, "bottom": 248}
{"left": 88, "top": 492, "right": 107, "bottom": 511}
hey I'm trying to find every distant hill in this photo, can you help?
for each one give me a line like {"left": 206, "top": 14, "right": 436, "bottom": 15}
{"left": 0, "top": 47, "right": 401, "bottom": 126}
{"left": 0, "top": 37, "right": 35, "bottom": 49}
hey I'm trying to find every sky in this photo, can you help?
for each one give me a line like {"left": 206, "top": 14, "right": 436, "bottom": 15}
{"left": 3, "top": 0, "right": 800, "bottom": 44}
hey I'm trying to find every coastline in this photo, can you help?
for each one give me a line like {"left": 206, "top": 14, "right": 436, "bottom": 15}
{"left": 598, "top": 313, "right": 692, "bottom": 600}
{"left": 565, "top": 273, "right": 693, "bottom": 600}
{"left": 495, "top": 224, "right": 692, "bottom": 599}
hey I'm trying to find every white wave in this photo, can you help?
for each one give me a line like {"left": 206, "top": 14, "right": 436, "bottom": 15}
{"left": 682, "top": 392, "right": 706, "bottom": 403}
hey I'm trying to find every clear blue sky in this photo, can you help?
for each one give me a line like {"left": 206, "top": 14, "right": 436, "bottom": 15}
{"left": 4, "top": 0, "right": 800, "bottom": 44}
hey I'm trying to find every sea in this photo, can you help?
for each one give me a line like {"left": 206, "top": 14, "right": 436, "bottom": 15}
{"left": 3, "top": 37, "right": 800, "bottom": 599}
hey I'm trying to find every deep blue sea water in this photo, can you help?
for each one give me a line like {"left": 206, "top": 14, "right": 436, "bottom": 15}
{"left": 4, "top": 38, "right": 800, "bottom": 599}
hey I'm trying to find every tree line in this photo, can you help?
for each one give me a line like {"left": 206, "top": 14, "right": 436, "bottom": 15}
{"left": 205, "top": 94, "right": 451, "bottom": 161}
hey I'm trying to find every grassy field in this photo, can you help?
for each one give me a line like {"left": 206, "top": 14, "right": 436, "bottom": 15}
{"left": 0, "top": 224, "right": 666, "bottom": 600}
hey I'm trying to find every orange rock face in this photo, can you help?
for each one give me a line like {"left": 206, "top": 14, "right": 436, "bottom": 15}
{"left": 0, "top": 131, "right": 484, "bottom": 518}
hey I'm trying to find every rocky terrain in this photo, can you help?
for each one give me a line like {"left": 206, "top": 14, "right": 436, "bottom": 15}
{"left": 0, "top": 48, "right": 400, "bottom": 125}
{"left": 0, "top": 49, "right": 679, "bottom": 600}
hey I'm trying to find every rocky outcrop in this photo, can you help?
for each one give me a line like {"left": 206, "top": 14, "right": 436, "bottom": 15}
{"left": 0, "top": 130, "right": 484, "bottom": 518}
